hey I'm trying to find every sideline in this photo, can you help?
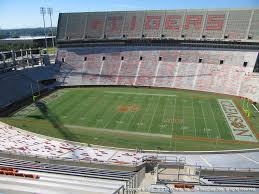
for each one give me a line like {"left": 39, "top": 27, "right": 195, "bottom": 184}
{"left": 104, "top": 91, "right": 176, "bottom": 97}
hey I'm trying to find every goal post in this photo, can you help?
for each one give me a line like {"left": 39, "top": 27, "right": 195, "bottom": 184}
{"left": 30, "top": 81, "right": 41, "bottom": 102}
{"left": 241, "top": 97, "right": 253, "bottom": 118}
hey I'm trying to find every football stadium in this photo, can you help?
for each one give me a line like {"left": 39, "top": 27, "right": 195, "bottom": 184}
{"left": 0, "top": 4, "right": 259, "bottom": 194}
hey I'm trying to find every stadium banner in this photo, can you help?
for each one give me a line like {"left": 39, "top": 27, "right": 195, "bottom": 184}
{"left": 218, "top": 99, "right": 257, "bottom": 142}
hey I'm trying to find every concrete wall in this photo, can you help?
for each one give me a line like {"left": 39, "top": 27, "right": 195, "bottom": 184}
{"left": 57, "top": 9, "right": 259, "bottom": 42}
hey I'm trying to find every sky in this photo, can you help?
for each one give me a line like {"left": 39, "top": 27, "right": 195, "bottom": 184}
{"left": 0, "top": 0, "right": 259, "bottom": 29}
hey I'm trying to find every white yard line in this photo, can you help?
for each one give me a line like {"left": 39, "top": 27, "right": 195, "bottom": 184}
{"left": 209, "top": 102, "right": 221, "bottom": 139}
{"left": 182, "top": 100, "right": 185, "bottom": 136}
{"left": 238, "top": 154, "right": 259, "bottom": 164}
{"left": 103, "top": 96, "right": 129, "bottom": 129}
{"left": 160, "top": 97, "right": 168, "bottom": 134}
{"left": 200, "top": 103, "right": 209, "bottom": 138}
{"left": 171, "top": 96, "right": 177, "bottom": 137}
{"left": 104, "top": 91, "right": 176, "bottom": 97}
{"left": 124, "top": 97, "right": 142, "bottom": 130}
{"left": 191, "top": 99, "right": 197, "bottom": 138}
{"left": 200, "top": 155, "right": 212, "bottom": 167}
{"left": 147, "top": 96, "right": 161, "bottom": 133}
{"left": 136, "top": 96, "right": 155, "bottom": 131}
{"left": 252, "top": 103, "right": 259, "bottom": 112}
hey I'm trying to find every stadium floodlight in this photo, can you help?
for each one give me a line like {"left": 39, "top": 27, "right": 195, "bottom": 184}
{"left": 40, "top": 7, "right": 48, "bottom": 49}
{"left": 47, "top": 7, "right": 55, "bottom": 48}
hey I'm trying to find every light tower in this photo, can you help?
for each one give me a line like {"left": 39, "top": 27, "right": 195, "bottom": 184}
{"left": 47, "top": 7, "right": 55, "bottom": 48}
{"left": 40, "top": 7, "right": 48, "bottom": 49}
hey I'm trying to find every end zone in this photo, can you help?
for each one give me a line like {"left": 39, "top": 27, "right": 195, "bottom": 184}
{"left": 218, "top": 99, "right": 257, "bottom": 142}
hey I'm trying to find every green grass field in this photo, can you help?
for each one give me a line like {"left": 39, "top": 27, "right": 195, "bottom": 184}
{"left": 1, "top": 87, "right": 259, "bottom": 151}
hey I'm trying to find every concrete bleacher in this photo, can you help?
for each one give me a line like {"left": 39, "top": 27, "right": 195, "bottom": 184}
{"left": 57, "top": 9, "right": 259, "bottom": 41}
{"left": 117, "top": 50, "right": 140, "bottom": 85}
{"left": 225, "top": 10, "right": 252, "bottom": 40}
{"left": 135, "top": 51, "right": 159, "bottom": 86}
{"left": 0, "top": 122, "right": 143, "bottom": 166}
{"left": 57, "top": 47, "right": 259, "bottom": 103}
{"left": 0, "top": 160, "right": 130, "bottom": 194}
{"left": 201, "top": 175, "right": 259, "bottom": 187}
{"left": 98, "top": 54, "right": 121, "bottom": 85}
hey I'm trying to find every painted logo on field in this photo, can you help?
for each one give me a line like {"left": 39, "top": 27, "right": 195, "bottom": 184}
{"left": 218, "top": 99, "right": 257, "bottom": 142}
{"left": 117, "top": 104, "right": 141, "bottom": 112}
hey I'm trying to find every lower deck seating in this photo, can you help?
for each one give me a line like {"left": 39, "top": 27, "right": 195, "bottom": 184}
{"left": 57, "top": 47, "right": 259, "bottom": 102}
{"left": 0, "top": 122, "right": 143, "bottom": 165}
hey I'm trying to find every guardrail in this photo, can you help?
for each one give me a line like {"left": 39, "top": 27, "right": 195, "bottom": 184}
{"left": 200, "top": 166, "right": 259, "bottom": 172}
{"left": 113, "top": 166, "right": 145, "bottom": 194}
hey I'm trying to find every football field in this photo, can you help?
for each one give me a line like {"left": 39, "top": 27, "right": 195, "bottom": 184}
{"left": 2, "top": 87, "right": 259, "bottom": 151}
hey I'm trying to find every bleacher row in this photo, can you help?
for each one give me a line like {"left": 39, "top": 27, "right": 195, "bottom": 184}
{"left": 57, "top": 9, "right": 259, "bottom": 41}
{"left": 0, "top": 122, "right": 143, "bottom": 166}
{"left": 0, "top": 159, "right": 132, "bottom": 194}
{"left": 57, "top": 47, "right": 259, "bottom": 103}
{"left": 201, "top": 175, "right": 259, "bottom": 187}
{"left": 0, "top": 157, "right": 135, "bottom": 181}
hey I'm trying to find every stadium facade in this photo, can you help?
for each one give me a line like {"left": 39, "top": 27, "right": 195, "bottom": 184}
{"left": 57, "top": 9, "right": 259, "bottom": 41}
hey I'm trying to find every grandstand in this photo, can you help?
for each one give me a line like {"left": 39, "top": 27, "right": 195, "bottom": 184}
{"left": 57, "top": 9, "right": 259, "bottom": 41}
{"left": 0, "top": 7, "right": 259, "bottom": 194}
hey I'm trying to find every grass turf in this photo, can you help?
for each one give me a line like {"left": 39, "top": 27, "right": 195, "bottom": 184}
{"left": 1, "top": 87, "right": 259, "bottom": 151}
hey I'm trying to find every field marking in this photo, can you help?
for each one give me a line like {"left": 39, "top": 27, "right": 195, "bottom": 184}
{"left": 12, "top": 90, "right": 67, "bottom": 118}
{"left": 135, "top": 96, "right": 155, "bottom": 132}
{"left": 160, "top": 97, "right": 168, "bottom": 134}
{"left": 74, "top": 93, "right": 105, "bottom": 123}
{"left": 103, "top": 95, "right": 130, "bottom": 129}
{"left": 80, "top": 92, "right": 112, "bottom": 125}
{"left": 65, "top": 124, "right": 172, "bottom": 139}
{"left": 91, "top": 94, "right": 120, "bottom": 126}
{"left": 123, "top": 96, "right": 143, "bottom": 131}
{"left": 66, "top": 93, "right": 97, "bottom": 122}
{"left": 147, "top": 96, "right": 161, "bottom": 133}
{"left": 208, "top": 102, "right": 221, "bottom": 139}
{"left": 191, "top": 98, "right": 197, "bottom": 138}
{"left": 200, "top": 103, "right": 209, "bottom": 139}
{"left": 252, "top": 103, "right": 259, "bottom": 113}
{"left": 104, "top": 91, "right": 176, "bottom": 97}
{"left": 200, "top": 156, "right": 212, "bottom": 167}
{"left": 218, "top": 99, "right": 257, "bottom": 142}
{"left": 238, "top": 154, "right": 259, "bottom": 164}
{"left": 182, "top": 99, "right": 185, "bottom": 136}
{"left": 170, "top": 96, "right": 177, "bottom": 148}
{"left": 112, "top": 95, "right": 132, "bottom": 129}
